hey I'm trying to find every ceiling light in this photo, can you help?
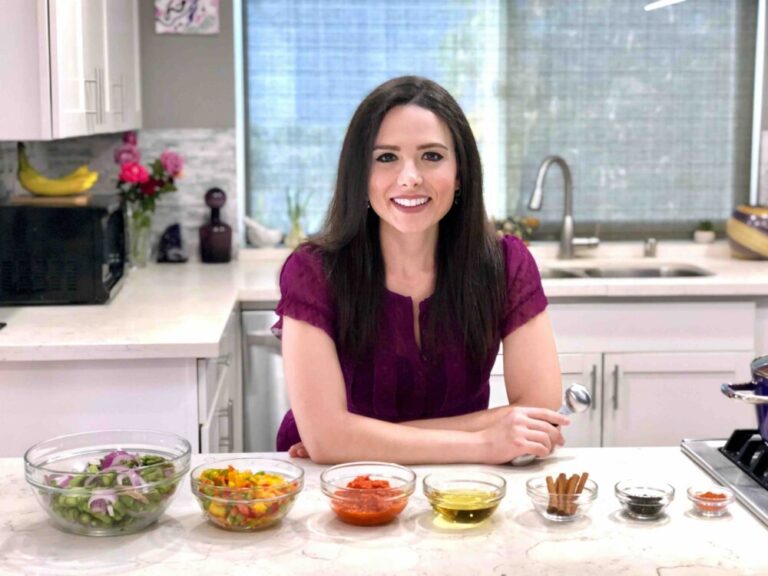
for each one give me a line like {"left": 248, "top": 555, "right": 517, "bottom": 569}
{"left": 644, "top": 0, "right": 687, "bottom": 11}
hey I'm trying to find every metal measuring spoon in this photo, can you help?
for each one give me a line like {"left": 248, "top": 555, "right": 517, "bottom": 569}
{"left": 509, "top": 383, "right": 592, "bottom": 466}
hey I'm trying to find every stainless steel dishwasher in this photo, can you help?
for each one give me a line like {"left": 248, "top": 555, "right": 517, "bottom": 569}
{"left": 241, "top": 307, "right": 290, "bottom": 452}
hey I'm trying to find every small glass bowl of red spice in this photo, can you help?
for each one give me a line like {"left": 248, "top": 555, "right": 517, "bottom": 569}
{"left": 687, "top": 485, "right": 734, "bottom": 517}
{"left": 320, "top": 462, "right": 416, "bottom": 526}
{"left": 190, "top": 458, "right": 304, "bottom": 531}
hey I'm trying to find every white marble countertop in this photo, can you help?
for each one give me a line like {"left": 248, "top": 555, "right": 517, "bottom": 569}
{"left": 1, "top": 448, "right": 767, "bottom": 575}
{"left": 1, "top": 241, "right": 766, "bottom": 362}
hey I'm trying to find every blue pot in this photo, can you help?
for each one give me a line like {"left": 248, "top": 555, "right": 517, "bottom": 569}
{"left": 721, "top": 355, "right": 768, "bottom": 441}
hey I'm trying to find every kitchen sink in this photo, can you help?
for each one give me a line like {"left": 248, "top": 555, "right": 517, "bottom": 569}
{"left": 539, "top": 264, "right": 714, "bottom": 279}
{"left": 538, "top": 267, "right": 585, "bottom": 279}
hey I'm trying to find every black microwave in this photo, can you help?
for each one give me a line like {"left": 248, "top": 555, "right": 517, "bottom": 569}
{"left": 0, "top": 195, "right": 126, "bottom": 305}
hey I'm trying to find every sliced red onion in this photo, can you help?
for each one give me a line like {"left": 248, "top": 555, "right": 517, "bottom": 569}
{"left": 45, "top": 474, "right": 72, "bottom": 488}
{"left": 116, "top": 469, "right": 145, "bottom": 488}
{"left": 101, "top": 450, "right": 139, "bottom": 469}
{"left": 88, "top": 490, "right": 118, "bottom": 517}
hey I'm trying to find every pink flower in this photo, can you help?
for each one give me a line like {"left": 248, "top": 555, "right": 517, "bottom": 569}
{"left": 123, "top": 131, "right": 138, "bottom": 145}
{"left": 160, "top": 150, "right": 183, "bottom": 178}
{"left": 119, "top": 162, "right": 149, "bottom": 184}
{"left": 113, "top": 143, "right": 141, "bottom": 165}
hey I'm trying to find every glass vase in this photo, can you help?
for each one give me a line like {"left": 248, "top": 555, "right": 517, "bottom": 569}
{"left": 285, "top": 220, "right": 305, "bottom": 249}
{"left": 129, "top": 206, "right": 154, "bottom": 267}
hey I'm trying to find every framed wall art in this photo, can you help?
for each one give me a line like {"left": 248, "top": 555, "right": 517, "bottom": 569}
{"left": 155, "top": 0, "right": 220, "bottom": 35}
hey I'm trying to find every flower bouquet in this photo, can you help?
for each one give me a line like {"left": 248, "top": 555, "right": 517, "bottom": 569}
{"left": 114, "top": 132, "right": 183, "bottom": 266}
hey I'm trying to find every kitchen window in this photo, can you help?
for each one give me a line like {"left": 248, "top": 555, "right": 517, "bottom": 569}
{"left": 242, "top": 0, "right": 504, "bottom": 236}
{"left": 242, "top": 1, "right": 759, "bottom": 240}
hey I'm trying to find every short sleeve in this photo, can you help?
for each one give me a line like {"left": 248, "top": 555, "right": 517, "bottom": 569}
{"left": 271, "top": 245, "right": 336, "bottom": 340}
{"left": 499, "top": 235, "right": 548, "bottom": 338}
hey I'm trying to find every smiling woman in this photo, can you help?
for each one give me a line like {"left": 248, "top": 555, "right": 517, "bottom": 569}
{"left": 368, "top": 105, "right": 458, "bottom": 240}
{"left": 271, "top": 76, "right": 568, "bottom": 466}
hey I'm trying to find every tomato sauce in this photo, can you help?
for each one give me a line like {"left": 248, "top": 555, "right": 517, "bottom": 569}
{"left": 332, "top": 475, "right": 407, "bottom": 526}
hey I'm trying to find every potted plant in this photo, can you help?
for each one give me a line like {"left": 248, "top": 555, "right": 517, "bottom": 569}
{"left": 285, "top": 188, "right": 312, "bottom": 249}
{"left": 693, "top": 220, "right": 716, "bottom": 244}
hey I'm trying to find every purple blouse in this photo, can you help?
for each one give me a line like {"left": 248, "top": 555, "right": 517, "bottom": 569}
{"left": 271, "top": 235, "right": 548, "bottom": 451}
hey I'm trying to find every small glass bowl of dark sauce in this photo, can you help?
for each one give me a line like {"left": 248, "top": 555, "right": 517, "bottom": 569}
{"left": 615, "top": 480, "right": 675, "bottom": 520}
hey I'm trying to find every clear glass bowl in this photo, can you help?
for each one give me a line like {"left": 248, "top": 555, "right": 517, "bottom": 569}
{"left": 526, "top": 476, "right": 597, "bottom": 522}
{"left": 24, "top": 430, "right": 191, "bottom": 536}
{"left": 320, "top": 462, "right": 415, "bottom": 526}
{"left": 423, "top": 470, "right": 506, "bottom": 525}
{"left": 615, "top": 479, "right": 675, "bottom": 520}
{"left": 687, "top": 485, "right": 734, "bottom": 517}
{"left": 191, "top": 458, "right": 304, "bottom": 531}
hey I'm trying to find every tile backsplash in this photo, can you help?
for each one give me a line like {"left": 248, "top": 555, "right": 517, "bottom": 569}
{"left": 0, "top": 129, "right": 238, "bottom": 260}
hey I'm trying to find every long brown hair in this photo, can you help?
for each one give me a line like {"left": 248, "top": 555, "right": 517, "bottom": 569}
{"left": 312, "top": 76, "right": 505, "bottom": 362}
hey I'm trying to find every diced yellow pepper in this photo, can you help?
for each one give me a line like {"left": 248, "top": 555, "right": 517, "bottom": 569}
{"left": 208, "top": 501, "right": 227, "bottom": 518}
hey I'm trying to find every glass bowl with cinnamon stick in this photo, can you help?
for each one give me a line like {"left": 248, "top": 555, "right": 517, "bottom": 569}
{"left": 526, "top": 472, "right": 597, "bottom": 522}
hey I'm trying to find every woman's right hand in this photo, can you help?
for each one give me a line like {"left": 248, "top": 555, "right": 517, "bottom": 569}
{"left": 479, "top": 406, "right": 570, "bottom": 464}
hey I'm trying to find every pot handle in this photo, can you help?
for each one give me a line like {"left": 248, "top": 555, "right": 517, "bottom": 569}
{"left": 720, "top": 382, "right": 768, "bottom": 404}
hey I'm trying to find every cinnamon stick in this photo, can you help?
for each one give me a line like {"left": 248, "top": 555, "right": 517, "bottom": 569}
{"left": 564, "top": 474, "right": 579, "bottom": 515}
{"left": 546, "top": 475, "right": 557, "bottom": 513}
{"left": 575, "top": 472, "right": 589, "bottom": 495}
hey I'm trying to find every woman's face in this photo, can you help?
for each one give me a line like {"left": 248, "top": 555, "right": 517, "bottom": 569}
{"left": 368, "top": 104, "right": 458, "bottom": 239}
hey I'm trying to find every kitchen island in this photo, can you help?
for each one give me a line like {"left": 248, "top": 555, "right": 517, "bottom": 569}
{"left": 1, "top": 447, "right": 767, "bottom": 575}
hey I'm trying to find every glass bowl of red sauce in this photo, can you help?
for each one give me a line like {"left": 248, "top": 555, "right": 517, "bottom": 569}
{"left": 687, "top": 485, "right": 734, "bottom": 517}
{"left": 320, "top": 462, "right": 416, "bottom": 526}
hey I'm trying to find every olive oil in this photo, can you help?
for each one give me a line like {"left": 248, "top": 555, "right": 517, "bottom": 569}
{"left": 430, "top": 489, "right": 499, "bottom": 524}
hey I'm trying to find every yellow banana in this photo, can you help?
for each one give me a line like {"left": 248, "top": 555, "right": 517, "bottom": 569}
{"left": 17, "top": 143, "right": 99, "bottom": 196}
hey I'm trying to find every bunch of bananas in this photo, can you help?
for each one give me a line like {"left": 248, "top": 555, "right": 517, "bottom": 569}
{"left": 17, "top": 142, "right": 99, "bottom": 196}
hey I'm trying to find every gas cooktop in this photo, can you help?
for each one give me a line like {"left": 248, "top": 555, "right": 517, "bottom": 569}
{"left": 682, "top": 429, "right": 768, "bottom": 527}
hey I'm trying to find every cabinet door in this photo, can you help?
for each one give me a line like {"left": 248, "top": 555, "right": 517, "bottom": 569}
{"left": 49, "top": 0, "right": 94, "bottom": 137}
{"left": 559, "top": 353, "right": 602, "bottom": 447}
{"left": 104, "top": 0, "right": 142, "bottom": 131}
{"left": 602, "top": 352, "right": 756, "bottom": 447}
{"left": 489, "top": 352, "right": 602, "bottom": 447}
{"left": 199, "top": 311, "right": 244, "bottom": 453}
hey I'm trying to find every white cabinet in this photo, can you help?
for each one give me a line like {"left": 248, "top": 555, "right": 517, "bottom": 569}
{"left": 491, "top": 301, "right": 757, "bottom": 448}
{"left": 489, "top": 352, "right": 601, "bottom": 447}
{"left": 0, "top": 312, "right": 243, "bottom": 458}
{"left": 602, "top": 351, "right": 755, "bottom": 447}
{"left": 199, "top": 311, "right": 244, "bottom": 454}
{"left": 0, "top": 0, "right": 142, "bottom": 141}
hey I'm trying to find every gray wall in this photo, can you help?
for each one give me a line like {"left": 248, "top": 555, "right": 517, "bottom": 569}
{"left": 139, "top": 0, "right": 235, "bottom": 129}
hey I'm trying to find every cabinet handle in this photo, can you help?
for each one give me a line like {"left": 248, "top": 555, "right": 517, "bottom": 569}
{"left": 246, "top": 330, "right": 282, "bottom": 353}
{"left": 590, "top": 364, "right": 597, "bottom": 411}
{"left": 85, "top": 77, "right": 98, "bottom": 132}
{"left": 612, "top": 365, "right": 620, "bottom": 410}
{"left": 217, "top": 399, "right": 234, "bottom": 452}
{"left": 96, "top": 68, "right": 103, "bottom": 125}
{"left": 112, "top": 74, "right": 124, "bottom": 120}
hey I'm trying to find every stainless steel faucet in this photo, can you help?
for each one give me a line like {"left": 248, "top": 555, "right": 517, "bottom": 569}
{"left": 527, "top": 155, "right": 599, "bottom": 259}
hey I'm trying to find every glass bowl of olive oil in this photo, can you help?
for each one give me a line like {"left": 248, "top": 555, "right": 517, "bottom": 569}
{"left": 423, "top": 471, "right": 506, "bottom": 525}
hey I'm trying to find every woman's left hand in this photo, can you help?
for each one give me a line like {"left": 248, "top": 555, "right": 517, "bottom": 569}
{"left": 288, "top": 442, "right": 310, "bottom": 459}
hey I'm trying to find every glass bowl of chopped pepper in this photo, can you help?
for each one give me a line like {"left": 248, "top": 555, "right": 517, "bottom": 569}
{"left": 190, "top": 458, "right": 304, "bottom": 531}
{"left": 24, "top": 430, "right": 191, "bottom": 536}
{"left": 687, "top": 485, "right": 734, "bottom": 517}
{"left": 320, "top": 462, "right": 416, "bottom": 526}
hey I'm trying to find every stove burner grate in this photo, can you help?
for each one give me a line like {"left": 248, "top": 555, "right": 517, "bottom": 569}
{"left": 719, "top": 429, "right": 768, "bottom": 490}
